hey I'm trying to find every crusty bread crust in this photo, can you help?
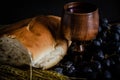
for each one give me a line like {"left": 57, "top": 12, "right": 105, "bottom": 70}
{"left": 0, "top": 15, "right": 68, "bottom": 69}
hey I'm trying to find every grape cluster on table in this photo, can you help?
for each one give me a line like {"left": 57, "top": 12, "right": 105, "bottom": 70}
{"left": 50, "top": 18, "right": 120, "bottom": 80}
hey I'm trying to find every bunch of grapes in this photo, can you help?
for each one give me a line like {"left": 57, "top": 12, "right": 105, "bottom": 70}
{"left": 51, "top": 18, "right": 120, "bottom": 80}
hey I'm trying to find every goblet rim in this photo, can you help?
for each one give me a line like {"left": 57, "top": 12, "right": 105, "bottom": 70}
{"left": 64, "top": 1, "right": 98, "bottom": 15}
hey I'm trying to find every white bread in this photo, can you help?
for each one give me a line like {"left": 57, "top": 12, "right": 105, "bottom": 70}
{"left": 0, "top": 15, "right": 69, "bottom": 69}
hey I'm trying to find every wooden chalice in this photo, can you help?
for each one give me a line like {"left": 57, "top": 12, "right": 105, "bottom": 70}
{"left": 61, "top": 2, "right": 99, "bottom": 52}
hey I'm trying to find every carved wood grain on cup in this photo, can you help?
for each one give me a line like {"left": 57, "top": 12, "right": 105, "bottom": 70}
{"left": 61, "top": 2, "right": 99, "bottom": 41}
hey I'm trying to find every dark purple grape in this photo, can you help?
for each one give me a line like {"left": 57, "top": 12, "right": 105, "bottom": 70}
{"left": 100, "top": 18, "right": 109, "bottom": 24}
{"left": 62, "top": 61, "right": 76, "bottom": 76}
{"left": 111, "top": 26, "right": 120, "bottom": 35}
{"left": 109, "top": 58, "right": 116, "bottom": 66}
{"left": 104, "top": 70, "right": 112, "bottom": 79}
{"left": 116, "top": 29, "right": 120, "bottom": 34}
{"left": 93, "top": 49, "right": 105, "bottom": 61}
{"left": 54, "top": 67, "right": 63, "bottom": 74}
{"left": 102, "top": 31, "right": 108, "bottom": 39}
{"left": 111, "top": 33, "right": 120, "bottom": 41}
{"left": 83, "top": 66, "right": 93, "bottom": 73}
{"left": 99, "top": 18, "right": 110, "bottom": 31}
{"left": 116, "top": 46, "right": 120, "bottom": 54}
{"left": 102, "top": 24, "right": 109, "bottom": 31}
{"left": 82, "top": 66, "right": 99, "bottom": 80}
{"left": 67, "top": 65, "right": 76, "bottom": 74}
{"left": 98, "top": 26, "right": 102, "bottom": 33}
{"left": 91, "top": 61, "right": 102, "bottom": 71}
{"left": 93, "top": 39, "right": 101, "bottom": 47}
{"left": 102, "top": 59, "right": 111, "bottom": 69}
{"left": 64, "top": 61, "right": 73, "bottom": 68}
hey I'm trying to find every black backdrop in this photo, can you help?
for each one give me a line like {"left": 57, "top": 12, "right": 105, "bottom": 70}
{"left": 0, "top": 0, "right": 120, "bottom": 25}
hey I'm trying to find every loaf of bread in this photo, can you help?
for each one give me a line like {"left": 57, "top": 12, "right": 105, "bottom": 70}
{"left": 0, "top": 15, "right": 70, "bottom": 69}
{"left": 0, "top": 35, "right": 31, "bottom": 66}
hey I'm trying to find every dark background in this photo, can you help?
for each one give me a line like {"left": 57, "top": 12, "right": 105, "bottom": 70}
{"left": 0, "top": 0, "right": 120, "bottom": 25}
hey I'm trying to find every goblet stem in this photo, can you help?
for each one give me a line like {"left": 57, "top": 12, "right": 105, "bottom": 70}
{"left": 72, "top": 41, "right": 85, "bottom": 53}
